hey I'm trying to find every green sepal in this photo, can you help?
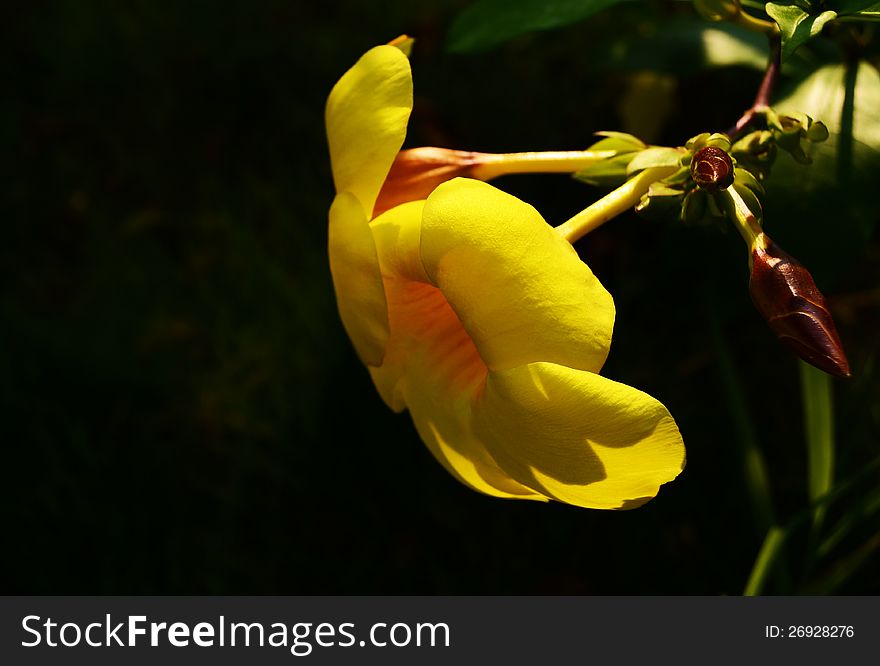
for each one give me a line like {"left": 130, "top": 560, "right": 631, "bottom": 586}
{"left": 589, "top": 131, "right": 648, "bottom": 153}
{"left": 634, "top": 182, "right": 685, "bottom": 221}
{"left": 731, "top": 130, "right": 777, "bottom": 179}
{"left": 663, "top": 166, "right": 695, "bottom": 186}
{"left": 706, "top": 133, "right": 732, "bottom": 151}
{"left": 733, "top": 167, "right": 765, "bottom": 196}
{"left": 706, "top": 192, "right": 725, "bottom": 219}
{"left": 686, "top": 132, "right": 712, "bottom": 151}
{"left": 807, "top": 120, "right": 829, "bottom": 142}
{"left": 575, "top": 131, "right": 649, "bottom": 187}
{"left": 766, "top": 109, "right": 829, "bottom": 164}
{"left": 626, "top": 147, "right": 686, "bottom": 174}
{"left": 684, "top": 131, "right": 731, "bottom": 154}
{"left": 574, "top": 153, "right": 637, "bottom": 187}
{"left": 680, "top": 189, "right": 709, "bottom": 225}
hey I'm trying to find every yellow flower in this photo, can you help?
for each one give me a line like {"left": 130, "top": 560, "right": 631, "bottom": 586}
{"left": 326, "top": 42, "right": 686, "bottom": 509}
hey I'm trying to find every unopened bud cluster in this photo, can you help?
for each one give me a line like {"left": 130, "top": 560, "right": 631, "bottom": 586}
{"left": 731, "top": 109, "right": 829, "bottom": 178}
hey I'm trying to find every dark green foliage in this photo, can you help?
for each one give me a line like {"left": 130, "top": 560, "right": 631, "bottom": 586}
{"left": 448, "top": 0, "right": 632, "bottom": 53}
{"left": 1, "top": 0, "right": 878, "bottom": 595}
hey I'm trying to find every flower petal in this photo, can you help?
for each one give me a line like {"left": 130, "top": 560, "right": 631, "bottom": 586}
{"left": 367, "top": 200, "right": 428, "bottom": 410}
{"left": 328, "top": 192, "right": 389, "bottom": 366}
{"left": 326, "top": 45, "right": 413, "bottom": 217}
{"left": 367, "top": 202, "right": 542, "bottom": 499}
{"left": 403, "top": 346, "right": 546, "bottom": 500}
{"left": 372, "top": 200, "right": 429, "bottom": 284}
{"left": 474, "top": 362, "right": 685, "bottom": 509}
{"left": 420, "top": 178, "right": 615, "bottom": 374}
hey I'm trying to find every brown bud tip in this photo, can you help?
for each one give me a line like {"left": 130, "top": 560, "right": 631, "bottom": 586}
{"left": 373, "top": 147, "right": 479, "bottom": 218}
{"left": 691, "top": 146, "right": 734, "bottom": 193}
{"left": 749, "top": 234, "right": 851, "bottom": 378}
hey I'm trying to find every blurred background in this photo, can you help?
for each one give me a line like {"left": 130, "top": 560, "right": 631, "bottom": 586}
{"left": 2, "top": 0, "right": 878, "bottom": 594}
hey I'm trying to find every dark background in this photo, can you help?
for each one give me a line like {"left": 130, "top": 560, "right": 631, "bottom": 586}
{"left": 2, "top": 0, "right": 878, "bottom": 594}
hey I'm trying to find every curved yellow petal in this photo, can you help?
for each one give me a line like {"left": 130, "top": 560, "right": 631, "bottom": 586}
{"left": 366, "top": 201, "right": 542, "bottom": 499}
{"left": 420, "top": 178, "right": 615, "bottom": 374}
{"left": 371, "top": 200, "right": 429, "bottom": 284}
{"left": 367, "top": 200, "right": 428, "bottom": 410}
{"left": 403, "top": 345, "right": 546, "bottom": 500}
{"left": 474, "top": 362, "right": 685, "bottom": 509}
{"left": 328, "top": 192, "right": 389, "bottom": 366}
{"left": 326, "top": 45, "right": 413, "bottom": 217}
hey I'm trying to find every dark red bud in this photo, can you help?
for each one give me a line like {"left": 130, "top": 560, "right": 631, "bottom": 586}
{"left": 691, "top": 146, "right": 734, "bottom": 193}
{"left": 373, "top": 147, "right": 480, "bottom": 217}
{"left": 749, "top": 234, "right": 851, "bottom": 378}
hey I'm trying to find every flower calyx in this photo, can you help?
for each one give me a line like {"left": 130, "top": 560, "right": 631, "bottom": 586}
{"left": 572, "top": 132, "right": 649, "bottom": 187}
{"left": 612, "top": 131, "right": 764, "bottom": 227}
{"left": 731, "top": 107, "right": 829, "bottom": 177}
{"left": 765, "top": 108, "right": 829, "bottom": 164}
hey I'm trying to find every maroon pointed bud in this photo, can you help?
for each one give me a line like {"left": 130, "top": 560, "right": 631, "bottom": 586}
{"left": 691, "top": 146, "right": 734, "bottom": 193}
{"left": 749, "top": 233, "right": 851, "bottom": 378}
{"left": 373, "top": 147, "right": 481, "bottom": 217}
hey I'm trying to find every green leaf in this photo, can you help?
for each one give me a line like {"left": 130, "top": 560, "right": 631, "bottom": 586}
{"left": 744, "top": 526, "right": 786, "bottom": 595}
{"left": 766, "top": 3, "right": 837, "bottom": 61}
{"left": 799, "top": 361, "right": 835, "bottom": 533}
{"left": 835, "top": 1, "right": 880, "bottom": 15}
{"left": 588, "top": 131, "right": 647, "bottom": 153}
{"left": 583, "top": 18, "right": 770, "bottom": 76}
{"left": 764, "top": 61, "right": 880, "bottom": 284}
{"left": 447, "top": 0, "right": 632, "bottom": 53}
{"left": 854, "top": 4, "right": 880, "bottom": 18}
{"left": 626, "top": 147, "right": 684, "bottom": 174}
{"left": 802, "top": 533, "right": 880, "bottom": 594}
{"left": 817, "top": 485, "right": 880, "bottom": 559}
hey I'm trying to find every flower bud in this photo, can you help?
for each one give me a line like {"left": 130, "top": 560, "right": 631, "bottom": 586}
{"left": 680, "top": 189, "right": 708, "bottom": 224}
{"left": 691, "top": 146, "right": 735, "bottom": 193}
{"left": 731, "top": 130, "right": 777, "bottom": 180}
{"left": 749, "top": 233, "right": 851, "bottom": 378}
{"left": 766, "top": 111, "right": 829, "bottom": 165}
{"left": 374, "top": 147, "right": 480, "bottom": 217}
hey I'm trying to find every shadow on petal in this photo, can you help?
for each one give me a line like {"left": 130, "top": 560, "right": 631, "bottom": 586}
{"left": 475, "top": 363, "right": 685, "bottom": 510}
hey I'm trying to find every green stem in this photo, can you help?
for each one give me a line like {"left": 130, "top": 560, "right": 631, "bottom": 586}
{"left": 744, "top": 526, "right": 786, "bottom": 595}
{"left": 554, "top": 166, "right": 676, "bottom": 243}
{"left": 710, "top": 313, "right": 776, "bottom": 534}
{"left": 724, "top": 185, "right": 762, "bottom": 249}
{"left": 799, "top": 360, "right": 835, "bottom": 534}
